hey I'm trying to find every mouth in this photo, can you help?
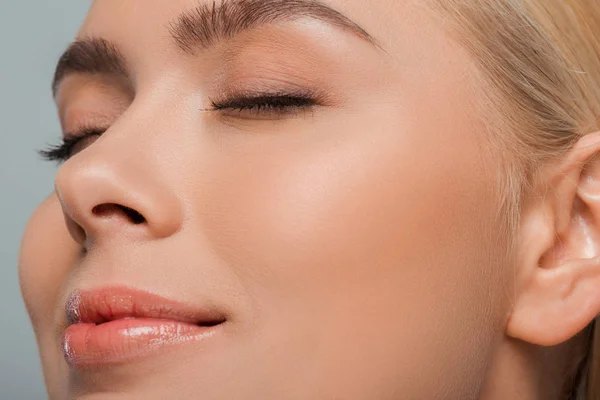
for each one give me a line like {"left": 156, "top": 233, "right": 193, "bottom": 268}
{"left": 62, "top": 286, "right": 226, "bottom": 368}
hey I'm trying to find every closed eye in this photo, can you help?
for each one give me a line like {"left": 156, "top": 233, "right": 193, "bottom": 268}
{"left": 208, "top": 92, "right": 318, "bottom": 118}
{"left": 38, "top": 128, "right": 105, "bottom": 164}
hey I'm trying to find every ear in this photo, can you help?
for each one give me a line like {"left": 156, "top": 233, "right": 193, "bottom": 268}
{"left": 507, "top": 132, "right": 600, "bottom": 346}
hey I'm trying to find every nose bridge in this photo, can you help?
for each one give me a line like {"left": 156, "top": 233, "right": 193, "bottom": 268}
{"left": 54, "top": 115, "right": 185, "bottom": 246}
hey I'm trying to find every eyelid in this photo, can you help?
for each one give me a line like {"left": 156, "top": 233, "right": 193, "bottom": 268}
{"left": 211, "top": 92, "right": 316, "bottom": 108}
{"left": 213, "top": 80, "right": 335, "bottom": 102}
{"left": 211, "top": 85, "right": 320, "bottom": 102}
{"left": 38, "top": 127, "right": 106, "bottom": 164}
{"left": 204, "top": 85, "right": 334, "bottom": 120}
{"left": 205, "top": 92, "right": 318, "bottom": 121}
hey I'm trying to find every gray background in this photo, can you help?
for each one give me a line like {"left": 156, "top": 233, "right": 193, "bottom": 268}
{"left": 0, "top": 2, "right": 92, "bottom": 398}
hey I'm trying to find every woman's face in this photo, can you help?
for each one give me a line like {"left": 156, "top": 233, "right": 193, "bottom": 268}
{"left": 19, "top": 0, "right": 513, "bottom": 398}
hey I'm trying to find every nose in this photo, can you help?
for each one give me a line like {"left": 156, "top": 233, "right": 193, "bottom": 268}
{"left": 54, "top": 143, "right": 184, "bottom": 248}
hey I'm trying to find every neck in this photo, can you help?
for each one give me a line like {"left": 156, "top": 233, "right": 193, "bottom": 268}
{"left": 478, "top": 334, "right": 586, "bottom": 400}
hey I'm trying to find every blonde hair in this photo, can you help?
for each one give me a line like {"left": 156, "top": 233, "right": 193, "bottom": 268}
{"left": 425, "top": 0, "right": 600, "bottom": 398}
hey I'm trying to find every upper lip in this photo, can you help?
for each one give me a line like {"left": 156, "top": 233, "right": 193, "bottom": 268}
{"left": 65, "top": 286, "right": 226, "bottom": 327}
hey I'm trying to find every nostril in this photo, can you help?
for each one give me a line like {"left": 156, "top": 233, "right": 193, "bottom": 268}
{"left": 120, "top": 205, "right": 146, "bottom": 224}
{"left": 92, "top": 204, "right": 147, "bottom": 225}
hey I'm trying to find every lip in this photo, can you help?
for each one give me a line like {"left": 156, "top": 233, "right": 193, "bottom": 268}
{"left": 62, "top": 286, "right": 226, "bottom": 368}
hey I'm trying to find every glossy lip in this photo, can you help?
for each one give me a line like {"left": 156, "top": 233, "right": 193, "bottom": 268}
{"left": 62, "top": 286, "right": 226, "bottom": 368}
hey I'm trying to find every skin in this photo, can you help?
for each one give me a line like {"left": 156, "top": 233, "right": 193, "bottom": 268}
{"left": 18, "top": 0, "right": 600, "bottom": 399}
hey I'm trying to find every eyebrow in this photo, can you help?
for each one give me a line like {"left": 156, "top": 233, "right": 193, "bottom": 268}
{"left": 168, "top": 0, "right": 380, "bottom": 53}
{"left": 52, "top": 38, "right": 127, "bottom": 97}
{"left": 52, "top": 0, "right": 379, "bottom": 96}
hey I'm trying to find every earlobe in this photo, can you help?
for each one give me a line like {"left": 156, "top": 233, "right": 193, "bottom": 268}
{"left": 507, "top": 132, "right": 600, "bottom": 346}
{"left": 506, "top": 256, "right": 600, "bottom": 346}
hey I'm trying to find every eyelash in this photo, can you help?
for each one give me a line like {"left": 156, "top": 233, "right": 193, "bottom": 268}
{"left": 38, "top": 127, "right": 104, "bottom": 164}
{"left": 39, "top": 94, "right": 318, "bottom": 163}
{"left": 209, "top": 92, "right": 317, "bottom": 116}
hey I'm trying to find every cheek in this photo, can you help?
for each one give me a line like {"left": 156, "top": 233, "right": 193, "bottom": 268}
{"left": 19, "top": 195, "right": 75, "bottom": 324}
{"left": 19, "top": 194, "right": 77, "bottom": 397}
{"left": 193, "top": 108, "right": 510, "bottom": 395}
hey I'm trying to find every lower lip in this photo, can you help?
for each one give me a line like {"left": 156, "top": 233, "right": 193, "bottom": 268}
{"left": 62, "top": 318, "right": 219, "bottom": 367}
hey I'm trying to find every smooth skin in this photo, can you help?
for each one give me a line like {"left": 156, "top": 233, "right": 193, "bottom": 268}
{"left": 18, "top": 0, "right": 600, "bottom": 399}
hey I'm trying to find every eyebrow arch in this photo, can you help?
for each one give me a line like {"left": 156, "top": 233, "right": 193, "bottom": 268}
{"left": 52, "top": 38, "right": 127, "bottom": 98}
{"left": 52, "top": 0, "right": 381, "bottom": 97}
{"left": 168, "top": 0, "right": 381, "bottom": 54}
